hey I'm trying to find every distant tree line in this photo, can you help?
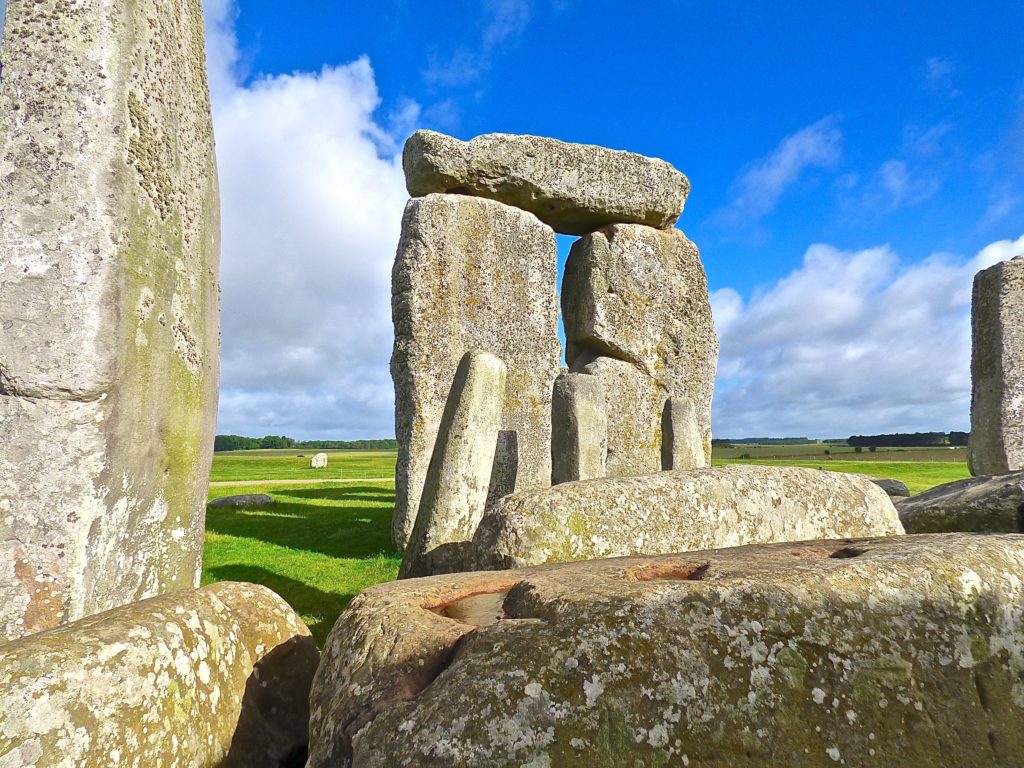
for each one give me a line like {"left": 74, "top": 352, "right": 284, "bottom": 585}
{"left": 712, "top": 437, "right": 813, "bottom": 446}
{"left": 847, "top": 431, "right": 968, "bottom": 448}
{"left": 214, "top": 434, "right": 398, "bottom": 452}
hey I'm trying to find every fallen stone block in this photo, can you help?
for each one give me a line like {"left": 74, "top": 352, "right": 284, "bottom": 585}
{"left": 551, "top": 372, "right": 607, "bottom": 484}
{"left": 208, "top": 493, "right": 275, "bottom": 508}
{"left": 470, "top": 465, "right": 903, "bottom": 569}
{"left": 308, "top": 534, "right": 1024, "bottom": 768}
{"left": 400, "top": 352, "right": 507, "bottom": 579}
{"left": 897, "top": 470, "right": 1024, "bottom": 533}
{"left": 403, "top": 130, "right": 689, "bottom": 235}
{"left": 869, "top": 477, "right": 911, "bottom": 497}
{"left": 0, "top": 581, "right": 319, "bottom": 767}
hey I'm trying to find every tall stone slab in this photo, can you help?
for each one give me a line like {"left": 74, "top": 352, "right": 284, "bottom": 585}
{"left": 970, "top": 255, "right": 1024, "bottom": 476}
{"left": 392, "top": 193, "right": 559, "bottom": 549}
{"left": 551, "top": 372, "right": 607, "bottom": 484}
{"left": 0, "top": 0, "right": 220, "bottom": 640}
{"left": 563, "top": 224, "right": 717, "bottom": 464}
{"left": 661, "top": 395, "right": 708, "bottom": 470}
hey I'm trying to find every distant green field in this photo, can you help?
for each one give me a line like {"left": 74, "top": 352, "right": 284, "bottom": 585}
{"left": 209, "top": 449, "right": 397, "bottom": 482}
{"left": 713, "top": 458, "right": 970, "bottom": 495}
{"left": 712, "top": 443, "right": 967, "bottom": 463}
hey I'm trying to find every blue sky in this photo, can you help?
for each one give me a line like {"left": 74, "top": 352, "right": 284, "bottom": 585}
{"left": 198, "top": 0, "right": 1024, "bottom": 439}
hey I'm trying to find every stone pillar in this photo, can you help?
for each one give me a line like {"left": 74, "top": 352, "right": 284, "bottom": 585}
{"left": 391, "top": 193, "right": 559, "bottom": 549}
{"left": 551, "top": 372, "right": 607, "bottom": 484}
{"left": 400, "top": 351, "right": 507, "bottom": 579}
{"left": 0, "top": 0, "right": 220, "bottom": 640}
{"left": 662, "top": 395, "right": 708, "bottom": 470}
{"left": 970, "top": 256, "right": 1024, "bottom": 476}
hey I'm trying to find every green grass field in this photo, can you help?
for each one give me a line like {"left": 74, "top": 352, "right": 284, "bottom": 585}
{"left": 209, "top": 449, "right": 397, "bottom": 482}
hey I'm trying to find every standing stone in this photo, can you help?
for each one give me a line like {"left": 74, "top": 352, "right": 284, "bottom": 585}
{"left": 311, "top": 452, "right": 329, "bottom": 469}
{"left": 392, "top": 193, "right": 559, "bottom": 549}
{"left": 969, "top": 255, "right": 1024, "bottom": 475}
{"left": 661, "top": 395, "right": 708, "bottom": 470}
{"left": 572, "top": 355, "right": 667, "bottom": 477}
{"left": 400, "top": 352, "right": 507, "bottom": 579}
{"left": 0, "top": 0, "right": 219, "bottom": 639}
{"left": 563, "top": 224, "right": 717, "bottom": 465}
{"left": 403, "top": 130, "right": 689, "bottom": 235}
{"left": 551, "top": 372, "right": 607, "bottom": 484}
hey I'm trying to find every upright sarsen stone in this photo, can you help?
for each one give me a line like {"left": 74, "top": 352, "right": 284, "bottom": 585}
{"left": 391, "top": 194, "right": 559, "bottom": 549}
{"left": 551, "top": 372, "right": 607, "bottom": 484}
{"left": 0, "top": 0, "right": 219, "bottom": 639}
{"left": 970, "top": 255, "right": 1024, "bottom": 475}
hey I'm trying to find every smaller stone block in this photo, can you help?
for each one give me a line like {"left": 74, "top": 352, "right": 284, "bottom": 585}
{"left": 897, "top": 470, "right": 1024, "bottom": 533}
{"left": 661, "top": 395, "right": 707, "bottom": 470}
{"left": 311, "top": 452, "right": 329, "bottom": 468}
{"left": 870, "top": 477, "right": 911, "bottom": 497}
{"left": 208, "top": 493, "right": 275, "bottom": 508}
{"left": 400, "top": 351, "right": 507, "bottom": 579}
{"left": 551, "top": 372, "right": 607, "bottom": 484}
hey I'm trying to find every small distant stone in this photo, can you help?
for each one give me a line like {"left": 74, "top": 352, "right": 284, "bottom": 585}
{"left": 310, "top": 452, "right": 328, "bottom": 468}
{"left": 208, "top": 494, "right": 274, "bottom": 508}
{"left": 870, "top": 478, "right": 910, "bottom": 497}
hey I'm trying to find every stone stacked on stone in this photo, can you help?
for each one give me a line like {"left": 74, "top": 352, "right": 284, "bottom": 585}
{"left": 309, "top": 534, "right": 1024, "bottom": 767}
{"left": 970, "top": 255, "right": 1024, "bottom": 476}
{"left": 0, "top": 0, "right": 220, "bottom": 641}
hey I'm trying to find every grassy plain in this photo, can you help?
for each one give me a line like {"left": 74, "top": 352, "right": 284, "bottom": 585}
{"left": 209, "top": 449, "right": 396, "bottom": 482}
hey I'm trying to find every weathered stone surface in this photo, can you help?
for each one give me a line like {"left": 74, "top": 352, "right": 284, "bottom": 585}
{"left": 897, "top": 471, "right": 1024, "bottom": 533}
{"left": 572, "top": 355, "right": 667, "bottom": 477}
{"left": 0, "top": 581, "right": 318, "bottom": 768}
{"left": 401, "top": 352, "right": 507, "bottom": 579}
{"left": 970, "top": 255, "right": 1024, "bottom": 475}
{"left": 661, "top": 395, "right": 708, "bottom": 470}
{"left": 403, "top": 130, "right": 689, "bottom": 236}
{"left": 470, "top": 465, "right": 903, "bottom": 570}
{"left": 0, "top": 0, "right": 219, "bottom": 640}
{"left": 563, "top": 224, "right": 717, "bottom": 462}
{"left": 392, "top": 193, "right": 559, "bottom": 549}
{"left": 208, "top": 493, "right": 275, "bottom": 508}
{"left": 311, "top": 452, "right": 329, "bottom": 469}
{"left": 551, "top": 372, "right": 607, "bottom": 484}
{"left": 870, "top": 477, "right": 911, "bottom": 497}
{"left": 309, "top": 534, "right": 1024, "bottom": 767}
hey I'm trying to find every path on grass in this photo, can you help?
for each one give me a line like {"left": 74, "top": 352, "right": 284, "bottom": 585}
{"left": 209, "top": 476, "right": 394, "bottom": 487}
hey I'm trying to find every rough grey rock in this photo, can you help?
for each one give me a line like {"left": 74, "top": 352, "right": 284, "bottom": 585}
{"left": 208, "top": 494, "right": 275, "bottom": 508}
{"left": 391, "top": 193, "right": 559, "bottom": 549}
{"left": 400, "top": 352, "right": 507, "bottom": 579}
{"left": 870, "top": 477, "right": 911, "bottom": 497}
{"left": 0, "top": 582, "right": 319, "bottom": 767}
{"left": 970, "top": 255, "right": 1024, "bottom": 475}
{"left": 309, "top": 534, "right": 1024, "bottom": 768}
{"left": 897, "top": 470, "right": 1024, "bottom": 533}
{"left": 563, "top": 224, "right": 718, "bottom": 462}
{"left": 311, "top": 452, "right": 329, "bottom": 469}
{"left": 661, "top": 395, "right": 708, "bottom": 470}
{"left": 574, "top": 355, "right": 667, "bottom": 477}
{"left": 550, "top": 372, "right": 607, "bottom": 484}
{"left": 403, "top": 130, "right": 689, "bottom": 235}
{"left": 470, "top": 464, "right": 903, "bottom": 570}
{"left": 0, "top": 0, "right": 220, "bottom": 640}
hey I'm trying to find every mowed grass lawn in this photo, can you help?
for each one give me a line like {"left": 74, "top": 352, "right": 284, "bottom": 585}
{"left": 202, "top": 446, "right": 969, "bottom": 646}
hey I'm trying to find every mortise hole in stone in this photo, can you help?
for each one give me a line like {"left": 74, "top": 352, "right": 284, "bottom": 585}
{"left": 434, "top": 588, "right": 513, "bottom": 626}
{"left": 634, "top": 562, "right": 710, "bottom": 581}
{"left": 830, "top": 546, "right": 867, "bottom": 559}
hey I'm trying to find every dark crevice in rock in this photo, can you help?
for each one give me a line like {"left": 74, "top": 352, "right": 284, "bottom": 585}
{"left": 633, "top": 562, "right": 711, "bottom": 581}
{"left": 830, "top": 546, "right": 867, "bottom": 559}
{"left": 1015, "top": 502, "right": 1024, "bottom": 533}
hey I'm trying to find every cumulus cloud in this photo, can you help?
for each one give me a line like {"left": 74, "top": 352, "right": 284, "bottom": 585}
{"left": 203, "top": 1, "right": 410, "bottom": 439}
{"left": 711, "top": 235, "right": 1024, "bottom": 438}
{"left": 713, "top": 116, "right": 842, "bottom": 225}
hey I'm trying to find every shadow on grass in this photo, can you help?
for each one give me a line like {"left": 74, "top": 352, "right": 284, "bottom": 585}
{"left": 272, "top": 486, "right": 395, "bottom": 503}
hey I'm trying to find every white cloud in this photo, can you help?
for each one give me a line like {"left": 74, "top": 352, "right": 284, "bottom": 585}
{"left": 203, "top": 2, "right": 410, "bottom": 439}
{"left": 713, "top": 116, "right": 842, "bottom": 224}
{"left": 711, "top": 235, "right": 1024, "bottom": 438}
{"left": 924, "top": 56, "right": 961, "bottom": 98}
{"left": 423, "top": 0, "right": 531, "bottom": 88}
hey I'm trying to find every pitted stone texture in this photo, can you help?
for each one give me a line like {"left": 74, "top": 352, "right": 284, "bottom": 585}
{"left": 970, "top": 255, "right": 1024, "bottom": 475}
{"left": 309, "top": 534, "right": 1024, "bottom": 767}
{"left": 470, "top": 465, "right": 903, "bottom": 569}
{"left": 573, "top": 355, "right": 667, "bottom": 477}
{"left": 0, "top": 582, "right": 318, "bottom": 768}
{"left": 897, "top": 471, "right": 1024, "bottom": 533}
{"left": 403, "top": 130, "right": 689, "bottom": 236}
{"left": 661, "top": 395, "right": 707, "bottom": 470}
{"left": 311, "top": 452, "right": 329, "bottom": 468}
{"left": 401, "top": 352, "right": 507, "bottom": 579}
{"left": 392, "top": 194, "right": 559, "bottom": 549}
{"left": 0, "top": 0, "right": 219, "bottom": 640}
{"left": 551, "top": 372, "right": 607, "bottom": 484}
{"left": 563, "top": 224, "right": 717, "bottom": 462}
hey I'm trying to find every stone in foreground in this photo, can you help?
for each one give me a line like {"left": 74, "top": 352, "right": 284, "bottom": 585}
{"left": 391, "top": 194, "right": 559, "bottom": 549}
{"left": 970, "top": 255, "right": 1024, "bottom": 475}
{"left": 469, "top": 465, "right": 903, "bottom": 569}
{"left": 311, "top": 452, "right": 329, "bottom": 468}
{"left": 563, "top": 224, "right": 718, "bottom": 462}
{"left": 550, "top": 372, "right": 607, "bottom": 484}
{"left": 401, "top": 352, "right": 507, "bottom": 579}
{"left": 309, "top": 534, "right": 1024, "bottom": 767}
{"left": 403, "top": 130, "right": 689, "bottom": 235}
{"left": 0, "top": 582, "right": 319, "bottom": 767}
{"left": 208, "top": 493, "right": 275, "bottom": 508}
{"left": 0, "top": 0, "right": 220, "bottom": 640}
{"left": 897, "top": 470, "right": 1024, "bottom": 533}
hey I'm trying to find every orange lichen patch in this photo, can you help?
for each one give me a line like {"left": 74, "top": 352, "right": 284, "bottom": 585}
{"left": 630, "top": 561, "right": 710, "bottom": 582}
{"left": 14, "top": 553, "right": 66, "bottom": 635}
